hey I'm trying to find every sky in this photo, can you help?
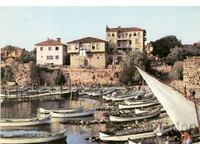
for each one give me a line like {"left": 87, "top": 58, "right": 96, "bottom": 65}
{"left": 0, "top": 6, "right": 200, "bottom": 51}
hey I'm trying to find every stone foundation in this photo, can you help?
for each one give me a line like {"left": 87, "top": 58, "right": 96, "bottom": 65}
{"left": 61, "top": 68, "right": 121, "bottom": 86}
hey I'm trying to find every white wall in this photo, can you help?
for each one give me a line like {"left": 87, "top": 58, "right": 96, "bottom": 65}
{"left": 36, "top": 45, "right": 64, "bottom": 65}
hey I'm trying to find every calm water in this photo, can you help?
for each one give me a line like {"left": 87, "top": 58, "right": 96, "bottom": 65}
{"left": 0, "top": 97, "right": 107, "bottom": 144}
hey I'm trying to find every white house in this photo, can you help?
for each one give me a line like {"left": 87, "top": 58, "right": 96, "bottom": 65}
{"left": 35, "top": 38, "right": 67, "bottom": 66}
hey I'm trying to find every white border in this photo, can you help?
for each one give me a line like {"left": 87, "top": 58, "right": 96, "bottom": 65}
{"left": 0, "top": 0, "right": 200, "bottom": 6}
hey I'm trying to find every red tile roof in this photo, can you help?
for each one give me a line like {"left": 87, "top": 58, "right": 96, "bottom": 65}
{"left": 35, "top": 39, "right": 65, "bottom": 46}
{"left": 67, "top": 37, "right": 106, "bottom": 44}
{"left": 106, "top": 26, "right": 145, "bottom": 32}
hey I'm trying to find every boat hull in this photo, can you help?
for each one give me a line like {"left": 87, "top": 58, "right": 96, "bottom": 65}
{"left": 0, "top": 130, "right": 68, "bottom": 144}
{"left": 0, "top": 115, "right": 51, "bottom": 127}
{"left": 99, "top": 126, "right": 174, "bottom": 142}
{"left": 109, "top": 108, "right": 161, "bottom": 122}
{"left": 118, "top": 101, "right": 160, "bottom": 109}
{"left": 50, "top": 109, "right": 95, "bottom": 118}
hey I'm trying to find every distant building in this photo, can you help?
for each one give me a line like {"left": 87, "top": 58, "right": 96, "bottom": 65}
{"left": 106, "top": 26, "right": 146, "bottom": 65}
{"left": 67, "top": 37, "right": 107, "bottom": 69}
{"left": 0, "top": 45, "right": 23, "bottom": 66}
{"left": 0, "top": 45, "right": 23, "bottom": 59}
{"left": 35, "top": 38, "right": 67, "bottom": 66}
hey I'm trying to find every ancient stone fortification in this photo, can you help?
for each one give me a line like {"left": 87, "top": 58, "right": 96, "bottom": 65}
{"left": 12, "top": 61, "right": 121, "bottom": 87}
{"left": 61, "top": 68, "right": 121, "bottom": 86}
{"left": 13, "top": 61, "right": 39, "bottom": 86}
{"left": 170, "top": 56, "right": 200, "bottom": 98}
{"left": 183, "top": 56, "right": 200, "bottom": 89}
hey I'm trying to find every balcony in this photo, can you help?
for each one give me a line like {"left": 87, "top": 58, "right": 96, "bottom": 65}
{"left": 117, "top": 44, "right": 131, "bottom": 49}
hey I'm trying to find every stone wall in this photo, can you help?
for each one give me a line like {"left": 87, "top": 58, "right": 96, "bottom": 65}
{"left": 13, "top": 61, "right": 39, "bottom": 86}
{"left": 170, "top": 56, "right": 200, "bottom": 98}
{"left": 183, "top": 56, "right": 200, "bottom": 89}
{"left": 61, "top": 68, "right": 121, "bottom": 86}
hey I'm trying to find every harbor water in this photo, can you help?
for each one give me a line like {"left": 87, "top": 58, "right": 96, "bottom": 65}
{"left": 0, "top": 97, "right": 106, "bottom": 144}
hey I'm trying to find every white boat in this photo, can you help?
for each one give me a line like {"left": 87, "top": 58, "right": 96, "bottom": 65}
{"left": 119, "top": 101, "right": 160, "bottom": 109}
{"left": 0, "top": 129, "right": 68, "bottom": 144}
{"left": 124, "top": 97, "right": 157, "bottom": 105}
{"left": 0, "top": 114, "right": 51, "bottom": 127}
{"left": 50, "top": 109, "right": 95, "bottom": 118}
{"left": 39, "top": 106, "right": 84, "bottom": 114}
{"left": 111, "top": 91, "right": 145, "bottom": 102}
{"left": 99, "top": 125, "right": 174, "bottom": 142}
{"left": 109, "top": 106, "right": 161, "bottom": 122}
{"left": 136, "top": 67, "right": 200, "bottom": 131}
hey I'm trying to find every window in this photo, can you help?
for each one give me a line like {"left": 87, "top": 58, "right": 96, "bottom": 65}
{"left": 97, "top": 56, "right": 99, "bottom": 59}
{"left": 55, "top": 47, "right": 59, "bottom": 50}
{"left": 47, "top": 56, "right": 53, "bottom": 60}
{"left": 75, "top": 44, "right": 79, "bottom": 50}
{"left": 48, "top": 47, "right": 52, "bottom": 51}
{"left": 41, "top": 56, "right": 43, "bottom": 58}
{"left": 55, "top": 55, "right": 59, "bottom": 59}
{"left": 40, "top": 47, "right": 43, "bottom": 51}
{"left": 112, "top": 33, "right": 115, "bottom": 37}
{"left": 133, "top": 33, "right": 137, "bottom": 36}
{"left": 92, "top": 44, "right": 95, "bottom": 49}
{"left": 96, "top": 44, "right": 100, "bottom": 49}
{"left": 129, "top": 34, "right": 132, "bottom": 38}
{"left": 135, "top": 39, "right": 139, "bottom": 45}
{"left": 107, "top": 33, "right": 110, "bottom": 37}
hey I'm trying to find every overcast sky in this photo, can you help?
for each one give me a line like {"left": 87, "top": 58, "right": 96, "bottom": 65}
{"left": 0, "top": 6, "right": 200, "bottom": 50}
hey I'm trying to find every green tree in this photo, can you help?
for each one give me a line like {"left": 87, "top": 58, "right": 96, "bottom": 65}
{"left": 55, "top": 71, "right": 66, "bottom": 94}
{"left": 151, "top": 35, "right": 182, "bottom": 58}
{"left": 16, "top": 49, "right": 36, "bottom": 63}
{"left": 1, "top": 66, "right": 14, "bottom": 84}
{"left": 119, "top": 52, "right": 147, "bottom": 85}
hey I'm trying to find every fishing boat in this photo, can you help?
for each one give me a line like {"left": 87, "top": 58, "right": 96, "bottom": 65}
{"left": 124, "top": 97, "right": 157, "bottom": 105}
{"left": 50, "top": 109, "right": 95, "bottom": 118}
{"left": 99, "top": 119, "right": 175, "bottom": 142}
{"left": 109, "top": 106, "right": 161, "bottom": 122}
{"left": 0, "top": 129, "right": 68, "bottom": 144}
{"left": 111, "top": 91, "right": 145, "bottom": 102}
{"left": 119, "top": 100, "right": 160, "bottom": 109}
{"left": 0, "top": 114, "right": 51, "bottom": 127}
{"left": 39, "top": 106, "right": 84, "bottom": 114}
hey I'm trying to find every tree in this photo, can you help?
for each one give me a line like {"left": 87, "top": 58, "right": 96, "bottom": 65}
{"left": 119, "top": 52, "right": 147, "bottom": 85}
{"left": 165, "top": 47, "right": 187, "bottom": 65}
{"left": 16, "top": 49, "right": 36, "bottom": 63}
{"left": 151, "top": 35, "right": 182, "bottom": 58}
{"left": 168, "top": 61, "right": 183, "bottom": 80}
{"left": 1, "top": 66, "right": 14, "bottom": 84}
{"left": 55, "top": 71, "right": 66, "bottom": 94}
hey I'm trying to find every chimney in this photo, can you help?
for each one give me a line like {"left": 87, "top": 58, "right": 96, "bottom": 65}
{"left": 57, "top": 38, "right": 61, "bottom": 43}
{"left": 106, "top": 25, "right": 109, "bottom": 31}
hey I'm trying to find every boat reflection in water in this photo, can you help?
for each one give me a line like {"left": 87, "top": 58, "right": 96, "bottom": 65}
{"left": 0, "top": 98, "right": 104, "bottom": 144}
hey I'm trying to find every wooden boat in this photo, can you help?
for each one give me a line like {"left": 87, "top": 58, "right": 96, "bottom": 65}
{"left": 119, "top": 101, "right": 160, "bottom": 109}
{"left": 0, "top": 129, "right": 68, "bottom": 144}
{"left": 124, "top": 97, "right": 157, "bottom": 105}
{"left": 39, "top": 106, "right": 84, "bottom": 114}
{"left": 0, "top": 114, "right": 51, "bottom": 127}
{"left": 109, "top": 106, "right": 161, "bottom": 122}
{"left": 111, "top": 91, "right": 145, "bottom": 102}
{"left": 99, "top": 123, "right": 175, "bottom": 142}
{"left": 50, "top": 109, "right": 95, "bottom": 118}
